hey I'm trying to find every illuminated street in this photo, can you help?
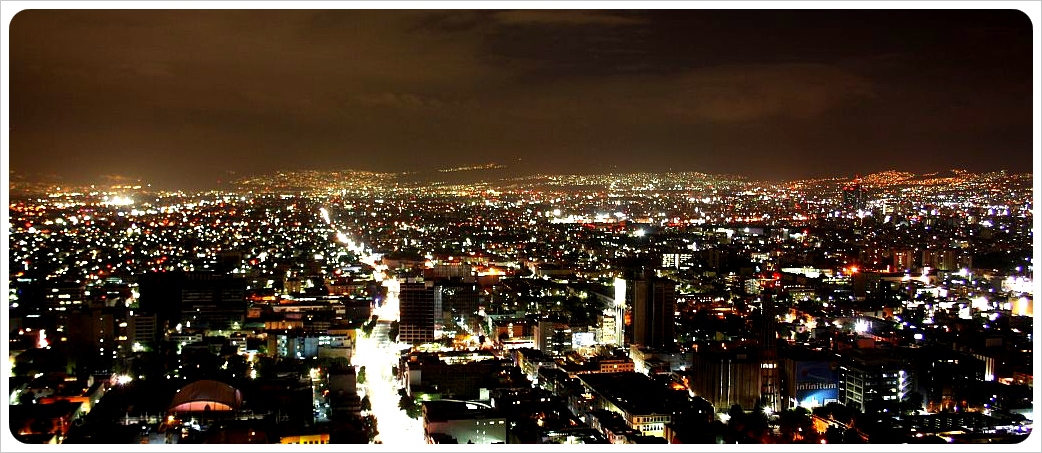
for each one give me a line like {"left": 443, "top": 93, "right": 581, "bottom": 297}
{"left": 354, "top": 319, "right": 425, "bottom": 445}
{"left": 334, "top": 215, "right": 424, "bottom": 445}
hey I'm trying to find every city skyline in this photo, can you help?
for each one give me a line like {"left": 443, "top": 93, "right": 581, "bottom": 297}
{"left": 7, "top": 7, "right": 1036, "bottom": 190}
{"left": 6, "top": 161, "right": 1035, "bottom": 447}
{"left": 3, "top": 3, "right": 1038, "bottom": 449}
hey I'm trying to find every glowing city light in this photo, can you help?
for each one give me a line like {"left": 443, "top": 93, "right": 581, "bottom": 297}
{"left": 854, "top": 319, "right": 869, "bottom": 334}
{"left": 104, "top": 195, "right": 135, "bottom": 206}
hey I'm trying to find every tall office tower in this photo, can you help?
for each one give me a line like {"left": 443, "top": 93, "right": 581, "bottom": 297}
{"left": 838, "top": 348, "right": 915, "bottom": 414}
{"left": 892, "top": 248, "right": 916, "bottom": 272}
{"left": 626, "top": 271, "right": 676, "bottom": 350}
{"left": 399, "top": 281, "right": 436, "bottom": 344}
{"left": 435, "top": 281, "right": 481, "bottom": 325}
{"left": 689, "top": 346, "right": 765, "bottom": 410}
{"left": 599, "top": 314, "right": 619, "bottom": 346}
{"left": 127, "top": 313, "right": 157, "bottom": 347}
{"left": 922, "top": 249, "right": 958, "bottom": 271}
{"left": 180, "top": 272, "right": 246, "bottom": 330}
{"left": 535, "top": 320, "right": 573, "bottom": 357}
{"left": 841, "top": 176, "right": 868, "bottom": 212}
{"left": 137, "top": 270, "right": 245, "bottom": 331}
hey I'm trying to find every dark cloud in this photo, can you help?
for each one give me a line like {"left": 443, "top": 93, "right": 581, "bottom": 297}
{"left": 493, "top": 10, "right": 647, "bottom": 26}
{"left": 669, "top": 63, "right": 876, "bottom": 122}
{"left": 6, "top": 9, "right": 1034, "bottom": 189}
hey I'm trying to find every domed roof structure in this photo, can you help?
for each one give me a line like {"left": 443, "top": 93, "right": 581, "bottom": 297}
{"left": 168, "top": 379, "right": 242, "bottom": 413}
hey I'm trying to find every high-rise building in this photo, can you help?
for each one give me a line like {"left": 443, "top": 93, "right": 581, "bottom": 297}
{"left": 42, "top": 279, "right": 85, "bottom": 316}
{"left": 838, "top": 348, "right": 914, "bottom": 414}
{"left": 127, "top": 313, "right": 157, "bottom": 347}
{"left": 842, "top": 178, "right": 868, "bottom": 212}
{"left": 599, "top": 314, "right": 618, "bottom": 346}
{"left": 892, "top": 248, "right": 916, "bottom": 272}
{"left": 399, "top": 281, "right": 436, "bottom": 344}
{"left": 137, "top": 271, "right": 245, "bottom": 331}
{"left": 689, "top": 345, "right": 763, "bottom": 410}
{"left": 435, "top": 281, "right": 481, "bottom": 325}
{"left": 535, "top": 320, "right": 572, "bottom": 357}
{"left": 627, "top": 274, "right": 675, "bottom": 351}
{"left": 180, "top": 272, "right": 246, "bottom": 330}
{"left": 922, "top": 249, "right": 963, "bottom": 272}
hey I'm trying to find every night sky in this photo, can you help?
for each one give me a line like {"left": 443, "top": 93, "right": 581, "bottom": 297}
{"left": 8, "top": 9, "right": 1035, "bottom": 189}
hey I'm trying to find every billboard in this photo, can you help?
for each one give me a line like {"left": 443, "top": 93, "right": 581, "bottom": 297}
{"left": 795, "top": 360, "right": 839, "bottom": 408}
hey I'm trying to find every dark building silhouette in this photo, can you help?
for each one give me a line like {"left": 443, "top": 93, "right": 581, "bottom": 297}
{"left": 625, "top": 269, "right": 676, "bottom": 350}
{"left": 399, "top": 281, "right": 437, "bottom": 343}
{"left": 435, "top": 280, "right": 482, "bottom": 325}
{"left": 842, "top": 177, "right": 868, "bottom": 212}
{"left": 689, "top": 344, "right": 764, "bottom": 411}
{"left": 137, "top": 271, "right": 246, "bottom": 331}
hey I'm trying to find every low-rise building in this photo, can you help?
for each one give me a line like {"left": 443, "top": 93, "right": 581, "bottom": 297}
{"left": 422, "top": 400, "right": 506, "bottom": 444}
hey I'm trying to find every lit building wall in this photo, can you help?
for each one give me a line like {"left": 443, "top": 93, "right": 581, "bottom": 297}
{"left": 280, "top": 433, "right": 330, "bottom": 444}
{"left": 535, "top": 320, "right": 572, "bottom": 357}
{"left": 838, "top": 352, "right": 914, "bottom": 413}
{"left": 613, "top": 278, "right": 626, "bottom": 346}
{"left": 628, "top": 277, "right": 675, "bottom": 350}
{"left": 127, "top": 313, "right": 156, "bottom": 346}
{"left": 599, "top": 315, "right": 618, "bottom": 345}
{"left": 689, "top": 351, "right": 762, "bottom": 410}
{"left": 1011, "top": 296, "right": 1033, "bottom": 317}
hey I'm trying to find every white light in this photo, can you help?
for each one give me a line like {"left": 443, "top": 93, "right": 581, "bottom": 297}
{"left": 105, "top": 195, "right": 135, "bottom": 206}
{"left": 613, "top": 278, "right": 626, "bottom": 306}
{"left": 116, "top": 375, "right": 133, "bottom": 385}
{"left": 634, "top": 228, "right": 645, "bottom": 237}
{"left": 854, "top": 320, "right": 869, "bottom": 334}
